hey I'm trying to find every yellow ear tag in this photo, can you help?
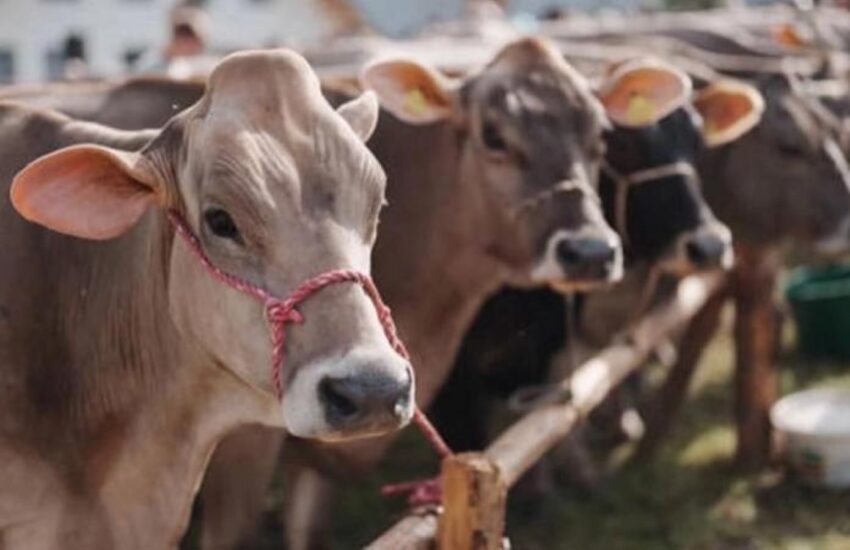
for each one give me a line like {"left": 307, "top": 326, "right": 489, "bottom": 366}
{"left": 625, "top": 93, "right": 656, "bottom": 125}
{"left": 404, "top": 88, "right": 428, "bottom": 116}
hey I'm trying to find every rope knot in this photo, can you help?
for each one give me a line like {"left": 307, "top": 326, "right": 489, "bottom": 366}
{"left": 266, "top": 299, "right": 305, "bottom": 326}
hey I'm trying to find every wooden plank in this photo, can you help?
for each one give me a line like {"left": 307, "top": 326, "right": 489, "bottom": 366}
{"left": 437, "top": 453, "right": 506, "bottom": 550}
{"left": 365, "top": 513, "right": 438, "bottom": 550}
{"left": 367, "top": 273, "right": 722, "bottom": 548}
{"left": 487, "top": 273, "right": 722, "bottom": 484}
{"left": 485, "top": 406, "right": 580, "bottom": 487}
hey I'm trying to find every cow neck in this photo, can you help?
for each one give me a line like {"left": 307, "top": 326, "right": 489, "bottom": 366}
{"left": 34, "top": 211, "right": 271, "bottom": 546}
{"left": 372, "top": 122, "right": 506, "bottom": 408}
{"left": 89, "top": 358, "right": 271, "bottom": 548}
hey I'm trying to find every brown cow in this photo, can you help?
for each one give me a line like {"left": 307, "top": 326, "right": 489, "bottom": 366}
{"left": 0, "top": 49, "right": 414, "bottom": 549}
{"left": 0, "top": 77, "right": 206, "bottom": 130}
{"left": 198, "top": 37, "right": 623, "bottom": 548}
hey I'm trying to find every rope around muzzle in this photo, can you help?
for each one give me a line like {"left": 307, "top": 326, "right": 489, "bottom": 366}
{"left": 167, "top": 210, "right": 452, "bottom": 460}
{"left": 602, "top": 160, "right": 699, "bottom": 247}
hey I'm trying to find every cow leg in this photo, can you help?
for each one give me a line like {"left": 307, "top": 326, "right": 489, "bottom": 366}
{"left": 283, "top": 465, "right": 335, "bottom": 550}
{"left": 731, "top": 244, "right": 781, "bottom": 471}
{"left": 634, "top": 282, "right": 729, "bottom": 461}
{"left": 200, "top": 425, "right": 284, "bottom": 550}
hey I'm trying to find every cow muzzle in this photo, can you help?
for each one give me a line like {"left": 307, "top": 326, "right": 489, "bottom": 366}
{"left": 533, "top": 229, "right": 624, "bottom": 291}
{"left": 283, "top": 347, "right": 414, "bottom": 441}
{"left": 667, "top": 223, "right": 733, "bottom": 275}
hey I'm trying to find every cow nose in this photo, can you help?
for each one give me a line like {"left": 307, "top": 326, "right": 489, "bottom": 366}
{"left": 684, "top": 232, "right": 729, "bottom": 269}
{"left": 556, "top": 236, "right": 621, "bottom": 281}
{"left": 319, "top": 367, "right": 413, "bottom": 433}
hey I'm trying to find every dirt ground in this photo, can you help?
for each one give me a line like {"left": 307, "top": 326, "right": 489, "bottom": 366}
{"left": 185, "top": 302, "right": 850, "bottom": 549}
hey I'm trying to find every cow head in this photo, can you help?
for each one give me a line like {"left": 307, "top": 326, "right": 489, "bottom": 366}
{"left": 361, "top": 37, "right": 622, "bottom": 292}
{"left": 10, "top": 50, "right": 415, "bottom": 441}
{"left": 596, "top": 58, "right": 763, "bottom": 274}
{"left": 698, "top": 73, "right": 850, "bottom": 254}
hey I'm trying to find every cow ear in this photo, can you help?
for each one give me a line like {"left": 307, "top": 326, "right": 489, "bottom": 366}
{"left": 337, "top": 90, "right": 380, "bottom": 141}
{"left": 10, "top": 144, "right": 161, "bottom": 240}
{"left": 694, "top": 80, "right": 765, "bottom": 148}
{"left": 360, "top": 58, "right": 455, "bottom": 125}
{"left": 597, "top": 58, "right": 692, "bottom": 127}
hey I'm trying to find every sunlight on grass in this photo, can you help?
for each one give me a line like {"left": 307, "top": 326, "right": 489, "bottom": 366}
{"left": 677, "top": 425, "right": 734, "bottom": 466}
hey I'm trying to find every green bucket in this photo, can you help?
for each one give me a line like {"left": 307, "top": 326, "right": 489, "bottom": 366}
{"left": 785, "top": 263, "right": 850, "bottom": 360}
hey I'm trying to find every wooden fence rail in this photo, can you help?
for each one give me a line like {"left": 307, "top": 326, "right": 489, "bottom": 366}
{"left": 366, "top": 272, "right": 724, "bottom": 550}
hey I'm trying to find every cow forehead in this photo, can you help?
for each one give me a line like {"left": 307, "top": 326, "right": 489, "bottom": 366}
{"left": 198, "top": 49, "right": 348, "bottom": 143}
{"left": 186, "top": 49, "right": 380, "bottom": 189}
{"left": 206, "top": 50, "right": 321, "bottom": 110}
{"left": 466, "top": 39, "right": 601, "bottom": 130}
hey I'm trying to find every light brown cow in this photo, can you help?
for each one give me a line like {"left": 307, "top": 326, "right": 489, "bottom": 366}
{"left": 0, "top": 49, "right": 414, "bottom": 549}
{"left": 0, "top": 39, "right": 622, "bottom": 547}
{"left": 199, "top": 37, "right": 623, "bottom": 549}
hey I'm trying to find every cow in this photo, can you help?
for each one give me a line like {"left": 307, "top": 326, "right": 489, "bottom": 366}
{"left": 0, "top": 49, "right": 415, "bottom": 549}
{"left": 539, "top": 24, "right": 850, "bottom": 252}
{"left": 544, "top": 25, "right": 850, "bottom": 466}
{"left": 431, "top": 59, "right": 761, "bottom": 462}
{"left": 0, "top": 77, "right": 206, "bottom": 130}
{"left": 194, "top": 37, "right": 624, "bottom": 549}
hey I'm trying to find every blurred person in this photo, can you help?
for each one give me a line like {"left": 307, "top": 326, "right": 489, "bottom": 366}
{"left": 137, "top": 4, "right": 217, "bottom": 79}
{"left": 61, "top": 34, "right": 92, "bottom": 81}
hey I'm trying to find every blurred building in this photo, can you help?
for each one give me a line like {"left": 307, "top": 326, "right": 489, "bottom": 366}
{"left": 0, "top": 0, "right": 654, "bottom": 84}
{"left": 349, "top": 0, "right": 643, "bottom": 37}
{"left": 0, "top": 0, "right": 339, "bottom": 83}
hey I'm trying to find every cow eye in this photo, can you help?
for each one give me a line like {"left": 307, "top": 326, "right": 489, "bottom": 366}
{"left": 204, "top": 208, "right": 242, "bottom": 243}
{"left": 481, "top": 121, "right": 507, "bottom": 152}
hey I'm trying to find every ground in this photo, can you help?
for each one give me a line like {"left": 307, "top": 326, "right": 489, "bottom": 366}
{"left": 186, "top": 302, "right": 850, "bottom": 549}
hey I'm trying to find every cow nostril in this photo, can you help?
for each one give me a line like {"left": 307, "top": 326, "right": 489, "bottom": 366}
{"left": 556, "top": 240, "right": 583, "bottom": 266}
{"left": 319, "top": 377, "right": 359, "bottom": 420}
{"left": 686, "top": 240, "right": 708, "bottom": 265}
{"left": 558, "top": 238, "right": 616, "bottom": 266}
{"left": 594, "top": 243, "right": 617, "bottom": 263}
{"left": 392, "top": 369, "right": 413, "bottom": 418}
{"left": 393, "top": 393, "right": 410, "bottom": 419}
{"left": 685, "top": 235, "right": 726, "bottom": 267}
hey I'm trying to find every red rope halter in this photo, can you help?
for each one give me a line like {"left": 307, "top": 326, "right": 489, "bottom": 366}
{"left": 167, "top": 211, "right": 451, "bottom": 463}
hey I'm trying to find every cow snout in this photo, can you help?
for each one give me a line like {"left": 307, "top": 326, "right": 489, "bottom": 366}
{"left": 685, "top": 234, "right": 725, "bottom": 267}
{"left": 282, "top": 347, "right": 414, "bottom": 441}
{"left": 553, "top": 235, "right": 623, "bottom": 285}
{"left": 316, "top": 355, "right": 413, "bottom": 437}
{"left": 677, "top": 225, "right": 733, "bottom": 272}
{"left": 557, "top": 237, "right": 615, "bottom": 268}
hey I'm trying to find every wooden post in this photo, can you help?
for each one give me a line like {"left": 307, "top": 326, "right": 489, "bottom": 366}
{"left": 732, "top": 244, "right": 781, "bottom": 471}
{"left": 634, "top": 282, "right": 729, "bottom": 461}
{"left": 438, "top": 453, "right": 506, "bottom": 550}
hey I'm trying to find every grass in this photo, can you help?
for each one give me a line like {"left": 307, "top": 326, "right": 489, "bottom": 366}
{"left": 189, "top": 303, "right": 850, "bottom": 549}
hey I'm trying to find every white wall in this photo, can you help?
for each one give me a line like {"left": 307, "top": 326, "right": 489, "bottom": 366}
{"left": 0, "top": 0, "right": 335, "bottom": 83}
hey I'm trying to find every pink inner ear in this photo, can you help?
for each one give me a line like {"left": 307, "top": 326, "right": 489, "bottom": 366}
{"left": 600, "top": 66, "right": 690, "bottom": 127}
{"left": 11, "top": 147, "right": 155, "bottom": 240}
